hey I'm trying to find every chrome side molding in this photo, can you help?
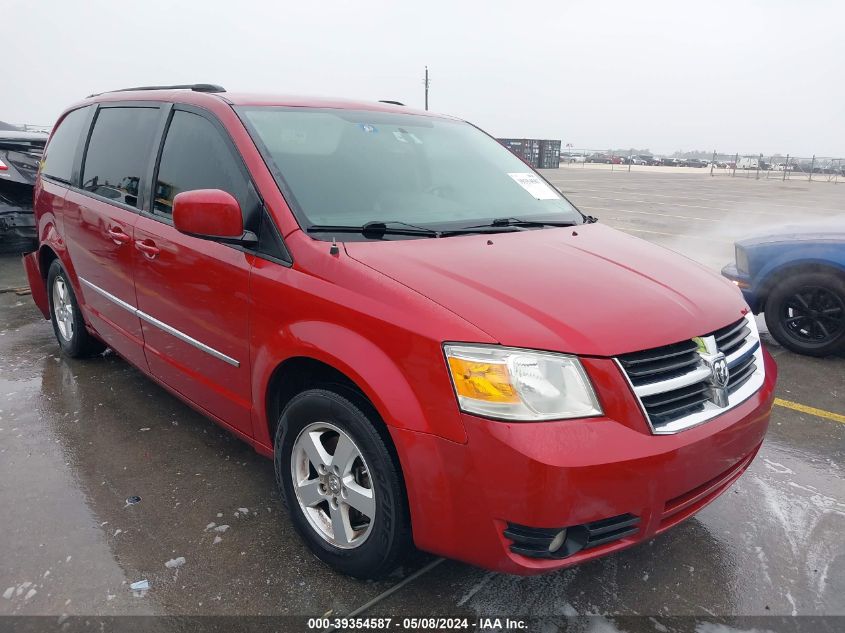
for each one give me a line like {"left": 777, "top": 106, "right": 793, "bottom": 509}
{"left": 79, "top": 277, "right": 240, "bottom": 367}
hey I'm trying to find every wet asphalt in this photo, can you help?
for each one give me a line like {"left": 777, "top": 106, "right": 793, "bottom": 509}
{"left": 0, "top": 169, "right": 843, "bottom": 622}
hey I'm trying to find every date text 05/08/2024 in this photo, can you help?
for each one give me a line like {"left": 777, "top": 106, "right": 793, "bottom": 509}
{"left": 306, "top": 617, "right": 528, "bottom": 630}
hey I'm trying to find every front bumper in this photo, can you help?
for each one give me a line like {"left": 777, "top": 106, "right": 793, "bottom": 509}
{"left": 390, "top": 348, "right": 777, "bottom": 574}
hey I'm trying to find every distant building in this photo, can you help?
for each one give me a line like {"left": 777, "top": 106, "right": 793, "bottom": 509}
{"left": 498, "top": 138, "right": 561, "bottom": 169}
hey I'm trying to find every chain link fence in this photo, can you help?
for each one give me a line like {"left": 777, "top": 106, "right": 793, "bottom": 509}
{"left": 706, "top": 153, "right": 843, "bottom": 182}
{"left": 557, "top": 148, "right": 844, "bottom": 183}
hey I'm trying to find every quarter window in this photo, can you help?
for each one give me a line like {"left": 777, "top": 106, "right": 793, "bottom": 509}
{"left": 42, "top": 106, "right": 90, "bottom": 184}
{"left": 153, "top": 110, "right": 251, "bottom": 220}
{"left": 82, "top": 107, "right": 160, "bottom": 208}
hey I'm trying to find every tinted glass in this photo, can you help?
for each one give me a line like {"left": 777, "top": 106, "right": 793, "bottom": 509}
{"left": 239, "top": 107, "right": 581, "bottom": 237}
{"left": 82, "top": 107, "right": 160, "bottom": 208}
{"left": 42, "top": 107, "right": 89, "bottom": 183}
{"left": 153, "top": 110, "right": 251, "bottom": 219}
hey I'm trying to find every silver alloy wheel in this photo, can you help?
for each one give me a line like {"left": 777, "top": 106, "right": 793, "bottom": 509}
{"left": 291, "top": 421, "right": 376, "bottom": 549}
{"left": 52, "top": 276, "right": 74, "bottom": 341}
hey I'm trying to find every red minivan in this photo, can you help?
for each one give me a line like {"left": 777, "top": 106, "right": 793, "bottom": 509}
{"left": 24, "top": 84, "right": 777, "bottom": 578}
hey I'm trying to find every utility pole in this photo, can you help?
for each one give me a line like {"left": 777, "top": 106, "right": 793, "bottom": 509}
{"left": 424, "top": 66, "right": 430, "bottom": 111}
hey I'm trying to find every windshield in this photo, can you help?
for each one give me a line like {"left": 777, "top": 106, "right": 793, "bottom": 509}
{"left": 238, "top": 107, "right": 583, "bottom": 239}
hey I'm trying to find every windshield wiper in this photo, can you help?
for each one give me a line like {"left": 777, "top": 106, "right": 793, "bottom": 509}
{"left": 307, "top": 221, "right": 440, "bottom": 239}
{"left": 307, "top": 220, "right": 525, "bottom": 239}
{"left": 458, "top": 217, "right": 581, "bottom": 230}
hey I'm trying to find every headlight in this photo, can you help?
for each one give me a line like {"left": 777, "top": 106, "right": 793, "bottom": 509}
{"left": 443, "top": 344, "right": 602, "bottom": 421}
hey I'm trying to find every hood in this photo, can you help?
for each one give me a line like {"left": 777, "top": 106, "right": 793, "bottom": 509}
{"left": 737, "top": 217, "right": 845, "bottom": 246}
{"left": 344, "top": 223, "right": 748, "bottom": 357}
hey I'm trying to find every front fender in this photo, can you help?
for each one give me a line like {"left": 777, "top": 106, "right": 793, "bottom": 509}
{"left": 251, "top": 320, "right": 468, "bottom": 449}
{"left": 753, "top": 249, "right": 845, "bottom": 304}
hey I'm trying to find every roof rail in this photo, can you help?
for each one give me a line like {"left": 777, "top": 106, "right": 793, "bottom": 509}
{"left": 86, "top": 84, "right": 226, "bottom": 98}
{"left": 378, "top": 100, "right": 405, "bottom": 106}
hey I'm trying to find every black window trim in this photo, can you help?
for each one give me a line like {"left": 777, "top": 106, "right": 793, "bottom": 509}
{"left": 40, "top": 105, "right": 95, "bottom": 187}
{"left": 145, "top": 102, "right": 292, "bottom": 266}
{"left": 254, "top": 208, "right": 293, "bottom": 267}
{"left": 74, "top": 101, "right": 168, "bottom": 215}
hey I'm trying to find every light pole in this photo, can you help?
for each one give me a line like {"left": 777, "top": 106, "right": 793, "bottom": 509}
{"left": 424, "top": 66, "right": 430, "bottom": 111}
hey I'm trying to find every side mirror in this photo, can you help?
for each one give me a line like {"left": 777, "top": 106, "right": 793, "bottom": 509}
{"left": 172, "top": 189, "right": 254, "bottom": 244}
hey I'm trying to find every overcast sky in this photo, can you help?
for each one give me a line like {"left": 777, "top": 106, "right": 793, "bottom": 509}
{"left": 6, "top": 0, "right": 844, "bottom": 156}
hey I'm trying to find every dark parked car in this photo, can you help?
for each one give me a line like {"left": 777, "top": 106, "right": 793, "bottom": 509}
{"left": 586, "top": 153, "right": 611, "bottom": 164}
{"left": 722, "top": 220, "right": 845, "bottom": 356}
{"left": 0, "top": 128, "right": 48, "bottom": 252}
{"left": 686, "top": 159, "right": 708, "bottom": 168}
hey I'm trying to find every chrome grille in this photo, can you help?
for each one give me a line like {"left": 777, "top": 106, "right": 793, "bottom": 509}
{"left": 639, "top": 380, "right": 710, "bottom": 425}
{"left": 617, "top": 314, "right": 765, "bottom": 434}
{"left": 728, "top": 350, "right": 757, "bottom": 394}
{"left": 617, "top": 339, "right": 700, "bottom": 386}
{"left": 713, "top": 318, "right": 751, "bottom": 356}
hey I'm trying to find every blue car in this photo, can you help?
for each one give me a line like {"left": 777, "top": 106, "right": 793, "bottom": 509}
{"left": 722, "top": 220, "right": 845, "bottom": 356}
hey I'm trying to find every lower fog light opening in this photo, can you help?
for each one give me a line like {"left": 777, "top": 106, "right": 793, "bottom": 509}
{"left": 504, "top": 513, "right": 640, "bottom": 560}
{"left": 548, "top": 529, "right": 567, "bottom": 554}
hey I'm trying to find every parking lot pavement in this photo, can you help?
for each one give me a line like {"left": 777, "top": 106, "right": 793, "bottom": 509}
{"left": 0, "top": 258, "right": 423, "bottom": 617}
{"left": 1, "top": 170, "right": 843, "bottom": 620}
{"left": 543, "top": 167, "right": 844, "bottom": 270}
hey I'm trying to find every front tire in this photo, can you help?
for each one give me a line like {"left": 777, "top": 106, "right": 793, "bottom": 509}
{"left": 764, "top": 272, "right": 845, "bottom": 356}
{"left": 47, "top": 260, "right": 106, "bottom": 358}
{"left": 274, "top": 389, "right": 411, "bottom": 578}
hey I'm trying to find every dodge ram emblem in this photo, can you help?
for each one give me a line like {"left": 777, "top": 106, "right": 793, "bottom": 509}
{"left": 703, "top": 352, "right": 730, "bottom": 407}
{"left": 711, "top": 354, "right": 729, "bottom": 389}
{"left": 694, "top": 335, "right": 731, "bottom": 408}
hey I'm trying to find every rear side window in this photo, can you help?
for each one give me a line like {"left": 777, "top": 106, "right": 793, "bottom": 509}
{"left": 41, "top": 107, "right": 89, "bottom": 183}
{"left": 153, "top": 110, "right": 251, "bottom": 220}
{"left": 82, "top": 107, "right": 160, "bottom": 208}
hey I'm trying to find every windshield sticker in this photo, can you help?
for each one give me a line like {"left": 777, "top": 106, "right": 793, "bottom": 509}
{"left": 507, "top": 173, "right": 560, "bottom": 200}
{"left": 358, "top": 124, "right": 378, "bottom": 134}
{"left": 393, "top": 129, "right": 423, "bottom": 144}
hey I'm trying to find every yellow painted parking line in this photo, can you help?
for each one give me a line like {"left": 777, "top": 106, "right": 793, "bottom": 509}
{"left": 774, "top": 398, "right": 845, "bottom": 425}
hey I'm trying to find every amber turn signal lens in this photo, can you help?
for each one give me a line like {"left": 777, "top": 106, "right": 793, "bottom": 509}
{"left": 447, "top": 357, "right": 519, "bottom": 403}
{"left": 443, "top": 344, "right": 602, "bottom": 421}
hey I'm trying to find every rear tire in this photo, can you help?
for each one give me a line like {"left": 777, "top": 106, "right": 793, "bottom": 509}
{"left": 47, "top": 260, "right": 106, "bottom": 358}
{"left": 764, "top": 272, "right": 845, "bottom": 357}
{"left": 274, "top": 388, "right": 411, "bottom": 579}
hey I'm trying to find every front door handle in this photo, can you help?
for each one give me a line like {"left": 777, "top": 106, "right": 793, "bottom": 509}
{"left": 107, "top": 226, "right": 131, "bottom": 245}
{"left": 135, "top": 239, "right": 161, "bottom": 259}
